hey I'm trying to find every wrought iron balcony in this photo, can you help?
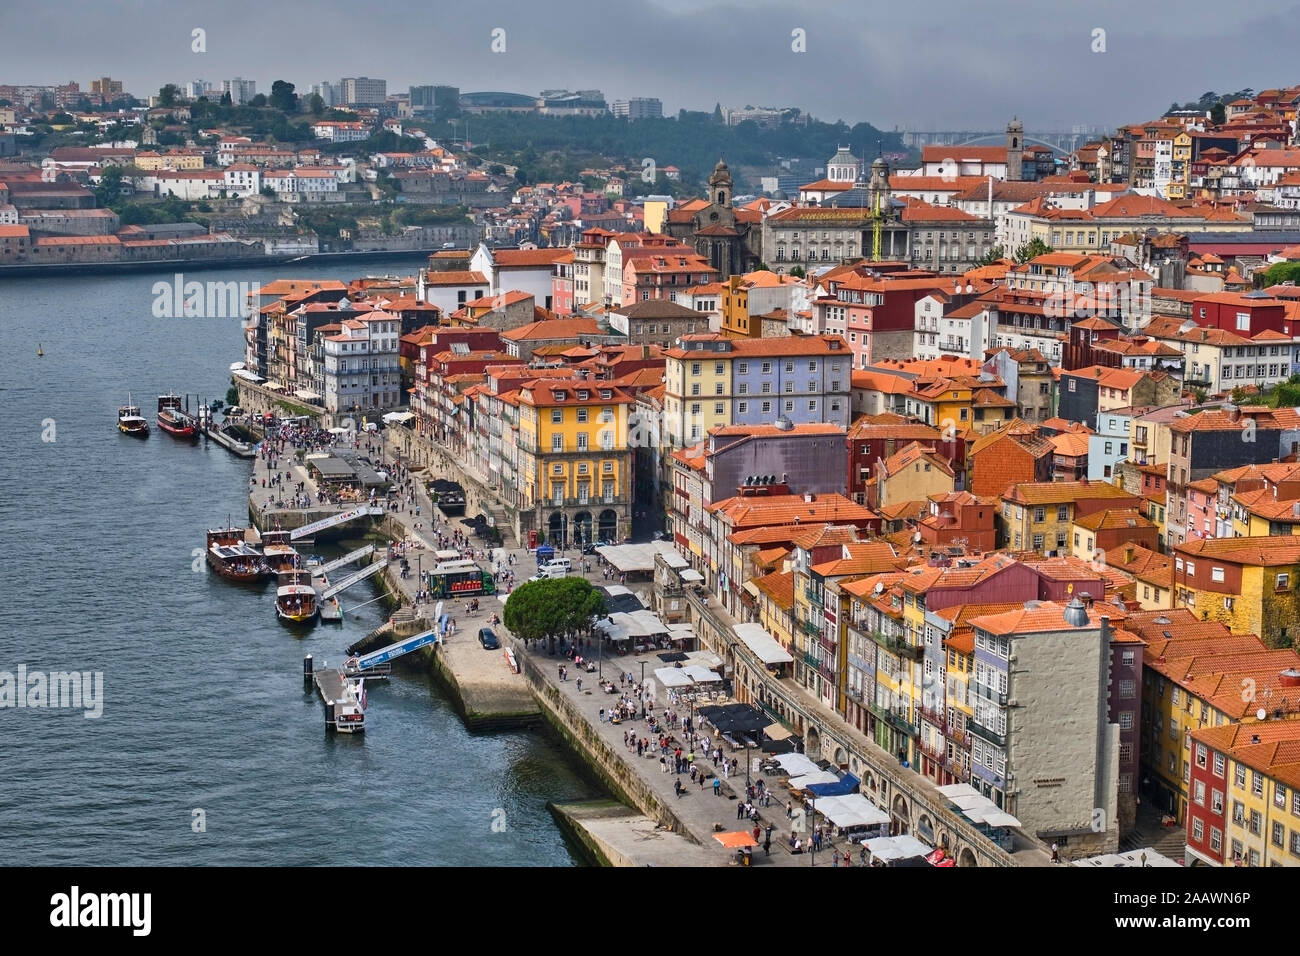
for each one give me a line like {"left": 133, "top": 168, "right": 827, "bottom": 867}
{"left": 867, "top": 629, "right": 924, "bottom": 662}
{"left": 803, "top": 651, "right": 822, "bottom": 669}
{"left": 867, "top": 699, "right": 919, "bottom": 737}
{"left": 802, "top": 618, "right": 822, "bottom": 637}
{"left": 971, "top": 681, "right": 1008, "bottom": 706}
{"left": 968, "top": 717, "right": 1007, "bottom": 747}
{"left": 805, "top": 587, "right": 824, "bottom": 607}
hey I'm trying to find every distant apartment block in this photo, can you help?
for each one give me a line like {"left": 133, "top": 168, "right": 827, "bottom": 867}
{"left": 341, "top": 77, "right": 387, "bottom": 108}
{"left": 221, "top": 78, "right": 257, "bottom": 105}
{"left": 89, "top": 76, "right": 124, "bottom": 97}
{"left": 610, "top": 97, "right": 662, "bottom": 120}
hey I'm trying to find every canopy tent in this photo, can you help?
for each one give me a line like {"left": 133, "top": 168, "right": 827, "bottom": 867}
{"left": 264, "top": 381, "right": 285, "bottom": 391}
{"left": 862, "top": 834, "right": 932, "bottom": 863}
{"left": 765, "top": 723, "right": 792, "bottom": 741}
{"left": 658, "top": 651, "right": 688, "bottom": 663}
{"left": 787, "top": 769, "right": 840, "bottom": 788}
{"left": 680, "top": 568, "right": 704, "bottom": 582}
{"left": 681, "top": 664, "right": 722, "bottom": 684}
{"left": 382, "top": 411, "right": 416, "bottom": 425}
{"left": 814, "top": 794, "right": 889, "bottom": 829}
{"left": 696, "top": 703, "right": 768, "bottom": 736}
{"left": 935, "top": 783, "right": 1022, "bottom": 829}
{"left": 654, "top": 667, "right": 694, "bottom": 688}
{"left": 733, "top": 622, "right": 794, "bottom": 665}
{"left": 596, "top": 541, "right": 684, "bottom": 573}
{"left": 232, "top": 368, "right": 263, "bottom": 382}
{"left": 713, "top": 831, "right": 759, "bottom": 849}
{"left": 762, "top": 737, "right": 796, "bottom": 754}
{"left": 294, "top": 389, "right": 322, "bottom": 402}
{"left": 771, "top": 753, "right": 821, "bottom": 777}
{"left": 805, "top": 773, "right": 860, "bottom": 798}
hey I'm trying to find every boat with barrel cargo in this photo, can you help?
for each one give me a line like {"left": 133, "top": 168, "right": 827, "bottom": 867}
{"left": 205, "top": 525, "right": 266, "bottom": 583}
{"left": 156, "top": 393, "right": 199, "bottom": 439}
{"left": 259, "top": 529, "right": 300, "bottom": 576}
{"left": 276, "top": 569, "right": 318, "bottom": 624}
{"left": 117, "top": 395, "right": 149, "bottom": 437}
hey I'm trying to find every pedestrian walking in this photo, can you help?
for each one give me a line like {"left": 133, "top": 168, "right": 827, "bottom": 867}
{"left": 1051, "top": 842, "right": 1060, "bottom": 863}
{"left": 713, "top": 777, "right": 721, "bottom": 797}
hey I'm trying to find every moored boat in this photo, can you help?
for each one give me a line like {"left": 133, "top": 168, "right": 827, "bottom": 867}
{"left": 276, "top": 569, "right": 318, "bottom": 624}
{"left": 259, "top": 529, "right": 300, "bottom": 575}
{"left": 205, "top": 526, "right": 266, "bottom": 583}
{"left": 157, "top": 393, "right": 199, "bottom": 439}
{"left": 117, "top": 396, "right": 149, "bottom": 437}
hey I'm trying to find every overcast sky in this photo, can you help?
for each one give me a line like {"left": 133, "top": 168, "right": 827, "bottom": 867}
{"left": 8, "top": 0, "right": 1300, "bottom": 131}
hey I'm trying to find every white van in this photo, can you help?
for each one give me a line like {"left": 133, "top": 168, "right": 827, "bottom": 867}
{"left": 539, "top": 558, "right": 572, "bottom": 577}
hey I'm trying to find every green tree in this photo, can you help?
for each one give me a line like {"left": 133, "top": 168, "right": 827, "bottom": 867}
{"left": 94, "top": 165, "right": 125, "bottom": 206}
{"left": 503, "top": 577, "right": 607, "bottom": 653}
{"left": 1210, "top": 103, "right": 1226, "bottom": 126}
{"left": 488, "top": 163, "right": 506, "bottom": 175}
{"left": 1014, "top": 237, "right": 1054, "bottom": 263}
{"left": 1257, "top": 261, "right": 1300, "bottom": 288}
{"left": 220, "top": 91, "right": 232, "bottom": 107}
{"left": 158, "top": 84, "right": 179, "bottom": 108}
{"left": 308, "top": 92, "right": 325, "bottom": 116}
{"left": 270, "top": 80, "right": 298, "bottom": 112}
{"left": 249, "top": 93, "right": 268, "bottom": 108}
{"left": 976, "top": 244, "right": 1006, "bottom": 266}
{"left": 789, "top": 265, "right": 805, "bottom": 278}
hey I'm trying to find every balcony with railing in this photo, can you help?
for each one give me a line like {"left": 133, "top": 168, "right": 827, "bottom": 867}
{"left": 802, "top": 618, "right": 821, "bottom": 637}
{"left": 918, "top": 703, "right": 945, "bottom": 728}
{"left": 805, "top": 587, "right": 824, "bottom": 607}
{"left": 865, "top": 627, "right": 924, "bottom": 662}
{"left": 867, "top": 699, "right": 919, "bottom": 737}
{"left": 803, "top": 651, "right": 822, "bottom": 669}
{"left": 968, "top": 717, "right": 1007, "bottom": 747}
{"left": 971, "top": 681, "right": 1007, "bottom": 706}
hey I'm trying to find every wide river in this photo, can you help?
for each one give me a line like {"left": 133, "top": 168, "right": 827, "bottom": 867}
{"left": 0, "top": 257, "right": 602, "bottom": 865}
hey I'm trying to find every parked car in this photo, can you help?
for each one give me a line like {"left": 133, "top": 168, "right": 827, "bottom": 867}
{"left": 477, "top": 628, "right": 500, "bottom": 650}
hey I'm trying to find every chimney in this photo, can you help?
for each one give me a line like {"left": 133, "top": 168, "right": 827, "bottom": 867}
{"left": 1124, "top": 545, "right": 1135, "bottom": 563}
{"left": 804, "top": 492, "right": 814, "bottom": 503}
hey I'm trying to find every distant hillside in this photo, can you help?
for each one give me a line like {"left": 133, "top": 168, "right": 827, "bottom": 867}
{"left": 422, "top": 111, "right": 904, "bottom": 190}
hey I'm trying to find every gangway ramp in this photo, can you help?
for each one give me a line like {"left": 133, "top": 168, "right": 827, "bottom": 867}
{"left": 290, "top": 506, "right": 385, "bottom": 540}
{"left": 311, "top": 544, "right": 375, "bottom": 577}
{"left": 320, "top": 559, "right": 388, "bottom": 598}
{"left": 351, "top": 629, "right": 440, "bottom": 671}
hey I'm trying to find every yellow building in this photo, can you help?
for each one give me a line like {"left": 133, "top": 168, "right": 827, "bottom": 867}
{"left": 1168, "top": 132, "right": 1193, "bottom": 200}
{"left": 1188, "top": 721, "right": 1300, "bottom": 867}
{"left": 662, "top": 340, "right": 732, "bottom": 446}
{"left": 752, "top": 569, "right": 795, "bottom": 653}
{"left": 1174, "top": 536, "right": 1300, "bottom": 647}
{"left": 516, "top": 379, "right": 635, "bottom": 546}
{"left": 1105, "top": 544, "right": 1174, "bottom": 610}
{"left": 1000, "top": 480, "right": 1141, "bottom": 554}
{"left": 1134, "top": 610, "right": 1300, "bottom": 824}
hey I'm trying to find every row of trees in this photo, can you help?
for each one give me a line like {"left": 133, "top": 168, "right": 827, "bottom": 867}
{"left": 976, "top": 237, "right": 1054, "bottom": 266}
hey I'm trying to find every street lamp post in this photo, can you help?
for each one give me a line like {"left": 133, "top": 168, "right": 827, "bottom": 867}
{"left": 639, "top": 660, "right": 646, "bottom": 718}
{"left": 745, "top": 739, "right": 751, "bottom": 789}
{"left": 810, "top": 792, "right": 817, "bottom": 867}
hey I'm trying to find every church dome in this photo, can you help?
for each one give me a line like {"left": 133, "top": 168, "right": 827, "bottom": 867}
{"left": 771, "top": 188, "right": 788, "bottom": 201}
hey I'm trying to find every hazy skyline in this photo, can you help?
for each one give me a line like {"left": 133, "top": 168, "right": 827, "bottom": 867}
{"left": 7, "top": 0, "right": 1300, "bottom": 132}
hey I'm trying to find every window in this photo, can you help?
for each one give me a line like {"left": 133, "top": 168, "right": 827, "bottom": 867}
{"left": 738, "top": 363, "right": 749, "bottom": 375}
{"left": 1192, "top": 818, "right": 1204, "bottom": 842}
{"left": 1196, "top": 743, "right": 1207, "bottom": 768}
{"left": 714, "top": 403, "right": 723, "bottom": 415}
{"left": 690, "top": 383, "right": 700, "bottom": 396}
{"left": 1214, "top": 753, "right": 1225, "bottom": 776}
{"left": 1233, "top": 800, "right": 1246, "bottom": 824}
{"left": 1057, "top": 505, "right": 1068, "bottom": 521}
{"left": 784, "top": 400, "right": 793, "bottom": 412}
{"left": 1210, "top": 827, "right": 1222, "bottom": 853}
{"left": 1279, "top": 573, "right": 1291, "bottom": 590}
{"left": 1211, "top": 567, "right": 1224, "bottom": 583}
{"left": 737, "top": 402, "right": 748, "bottom": 413}
{"left": 1119, "top": 711, "right": 1133, "bottom": 730}
{"left": 1034, "top": 506, "right": 1046, "bottom": 523}
{"left": 690, "top": 403, "right": 700, "bottom": 415}
{"left": 1274, "top": 821, "right": 1286, "bottom": 847}
{"left": 761, "top": 362, "right": 772, "bottom": 374}
{"left": 1212, "top": 790, "right": 1223, "bottom": 813}
{"left": 1254, "top": 772, "right": 1265, "bottom": 796}
{"left": 1292, "top": 832, "right": 1300, "bottom": 857}
{"left": 1293, "top": 791, "right": 1300, "bottom": 816}
{"left": 761, "top": 401, "right": 772, "bottom": 414}
{"left": 576, "top": 408, "right": 588, "bottom": 423}
{"left": 1119, "top": 680, "right": 1135, "bottom": 699}
{"left": 715, "top": 363, "right": 724, "bottom": 375}
{"left": 1277, "top": 784, "right": 1288, "bottom": 809}
{"left": 551, "top": 435, "right": 563, "bottom": 452}
{"left": 1236, "top": 765, "right": 1247, "bottom": 789}
{"left": 738, "top": 383, "right": 749, "bottom": 395}
{"left": 1194, "top": 780, "right": 1206, "bottom": 806}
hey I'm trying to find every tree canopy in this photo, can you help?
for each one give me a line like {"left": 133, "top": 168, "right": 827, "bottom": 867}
{"left": 503, "top": 577, "right": 607, "bottom": 647}
{"left": 1014, "top": 238, "right": 1054, "bottom": 263}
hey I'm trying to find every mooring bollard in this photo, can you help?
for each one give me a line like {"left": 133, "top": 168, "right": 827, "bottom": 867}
{"left": 304, "top": 654, "right": 313, "bottom": 687}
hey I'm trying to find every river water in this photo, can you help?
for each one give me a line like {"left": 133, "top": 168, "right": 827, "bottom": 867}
{"left": 0, "top": 258, "right": 601, "bottom": 865}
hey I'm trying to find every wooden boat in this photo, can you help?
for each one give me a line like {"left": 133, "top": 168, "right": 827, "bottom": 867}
{"left": 156, "top": 393, "right": 199, "bottom": 439}
{"left": 117, "top": 396, "right": 149, "bottom": 437}
{"left": 276, "top": 569, "right": 319, "bottom": 624}
{"left": 315, "top": 573, "right": 343, "bottom": 623}
{"left": 259, "top": 529, "right": 300, "bottom": 576}
{"left": 205, "top": 526, "right": 266, "bottom": 583}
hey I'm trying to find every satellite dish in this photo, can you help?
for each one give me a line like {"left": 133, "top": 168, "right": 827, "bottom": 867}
{"left": 873, "top": 581, "right": 884, "bottom": 595}
{"left": 1257, "top": 708, "right": 1267, "bottom": 721}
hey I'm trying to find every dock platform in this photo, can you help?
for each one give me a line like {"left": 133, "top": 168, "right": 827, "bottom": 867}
{"left": 312, "top": 667, "right": 365, "bottom": 732}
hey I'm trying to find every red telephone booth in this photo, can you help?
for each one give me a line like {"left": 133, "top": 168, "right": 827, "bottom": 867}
{"left": 528, "top": 529, "right": 538, "bottom": 550}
